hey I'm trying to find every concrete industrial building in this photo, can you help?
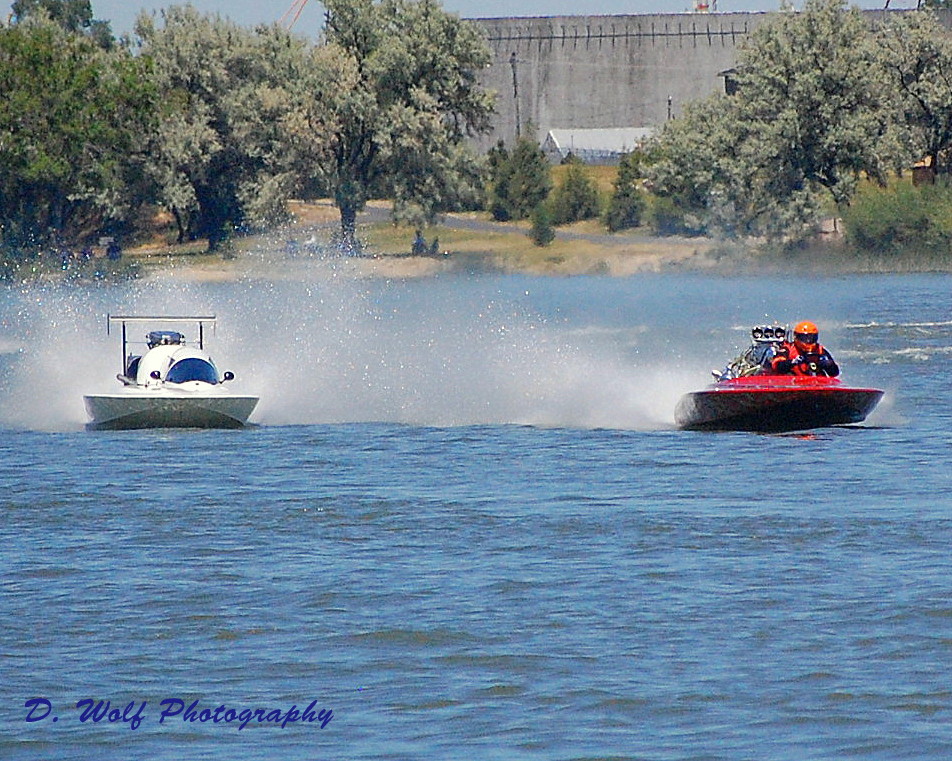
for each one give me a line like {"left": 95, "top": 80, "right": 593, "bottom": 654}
{"left": 470, "top": 10, "right": 952, "bottom": 155}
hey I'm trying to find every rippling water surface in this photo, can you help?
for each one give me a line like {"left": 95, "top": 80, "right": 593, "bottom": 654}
{"left": 2, "top": 269, "right": 951, "bottom": 760}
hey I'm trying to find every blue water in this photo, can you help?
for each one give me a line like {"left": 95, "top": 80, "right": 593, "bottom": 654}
{"left": 2, "top": 269, "right": 951, "bottom": 760}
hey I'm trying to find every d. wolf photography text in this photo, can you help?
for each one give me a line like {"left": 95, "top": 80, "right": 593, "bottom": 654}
{"left": 23, "top": 697, "right": 334, "bottom": 731}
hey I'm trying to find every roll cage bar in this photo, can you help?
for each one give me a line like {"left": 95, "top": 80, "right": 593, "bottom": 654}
{"left": 106, "top": 314, "right": 217, "bottom": 372}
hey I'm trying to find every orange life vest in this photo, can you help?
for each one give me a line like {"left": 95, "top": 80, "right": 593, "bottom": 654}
{"left": 771, "top": 341, "right": 836, "bottom": 376}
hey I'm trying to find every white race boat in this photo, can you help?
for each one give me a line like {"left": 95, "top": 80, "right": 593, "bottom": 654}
{"left": 84, "top": 315, "right": 259, "bottom": 430}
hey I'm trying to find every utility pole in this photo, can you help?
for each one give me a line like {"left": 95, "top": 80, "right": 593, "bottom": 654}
{"left": 510, "top": 52, "right": 521, "bottom": 138}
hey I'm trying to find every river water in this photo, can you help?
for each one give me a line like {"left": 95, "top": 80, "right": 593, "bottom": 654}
{"left": 1, "top": 265, "right": 951, "bottom": 760}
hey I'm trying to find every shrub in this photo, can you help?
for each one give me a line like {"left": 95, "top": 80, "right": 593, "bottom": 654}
{"left": 604, "top": 151, "right": 645, "bottom": 232}
{"left": 842, "top": 180, "right": 952, "bottom": 256}
{"left": 550, "top": 159, "right": 600, "bottom": 225}
{"left": 530, "top": 204, "right": 556, "bottom": 246}
{"left": 488, "top": 135, "right": 552, "bottom": 221}
{"left": 647, "top": 195, "right": 691, "bottom": 236}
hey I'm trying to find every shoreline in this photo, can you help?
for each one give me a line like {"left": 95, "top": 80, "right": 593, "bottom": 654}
{"left": 124, "top": 200, "right": 952, "bottom": 282}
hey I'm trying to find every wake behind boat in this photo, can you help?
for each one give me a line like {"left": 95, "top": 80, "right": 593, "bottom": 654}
{"left": 84, "top": 315, "right": 259, "bottom": 430}
{"left": 675, "top": 323, "right": 883, "bottom": 433}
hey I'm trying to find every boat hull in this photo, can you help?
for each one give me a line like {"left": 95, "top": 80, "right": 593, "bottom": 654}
{"left": 84, "top": 392, "right": 259, "bottom": 431}
{"left": 675, "top": 376, "right": 883, "bottom": 433}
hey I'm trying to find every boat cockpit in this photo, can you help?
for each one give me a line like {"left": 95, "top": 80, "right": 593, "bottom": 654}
{"left": 166, "top": 357, "right": 220, "bottom": 384}
{"left": 108, "top": 317, "right": 226, "bottom": 387}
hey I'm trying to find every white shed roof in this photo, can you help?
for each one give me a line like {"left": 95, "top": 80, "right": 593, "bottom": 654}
{"left": 543, "top": 127, "right": 654, "bottom": 155}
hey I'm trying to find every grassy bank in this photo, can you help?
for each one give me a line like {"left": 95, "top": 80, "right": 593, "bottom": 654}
{"left": 356, "top": 219, "right": 721, "bottom": 276}
{"left": 122, "top": 200, "right": 723, "bottom": 279}
{"left": 114, "top": 199, "right": 952, "bottom": 281}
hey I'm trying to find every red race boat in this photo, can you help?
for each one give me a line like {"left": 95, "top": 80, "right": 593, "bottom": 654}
{"left": 675, "top": 324, "right": 884, "bottom": 433}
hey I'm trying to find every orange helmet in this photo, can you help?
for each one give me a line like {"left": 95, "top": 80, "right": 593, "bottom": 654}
{"left": 794, "top": 320, "right": 819, "bottom": 348}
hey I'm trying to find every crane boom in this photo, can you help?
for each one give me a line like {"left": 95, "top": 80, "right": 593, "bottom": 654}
{"left": 279, "top": 0, "right": 309, "bottom": 30}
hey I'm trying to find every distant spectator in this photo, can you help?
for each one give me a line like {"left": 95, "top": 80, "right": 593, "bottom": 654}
{"left": 412, "top": 230, "right": 426, "bottom": 255}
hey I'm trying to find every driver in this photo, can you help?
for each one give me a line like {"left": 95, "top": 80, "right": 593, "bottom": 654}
{"left": 770, "top": 320, "right": 839, "bottom": 377}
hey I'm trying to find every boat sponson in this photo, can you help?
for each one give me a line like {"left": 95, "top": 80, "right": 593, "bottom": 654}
{"left": 84, "top": 394, "right": 258, "bottom": 431}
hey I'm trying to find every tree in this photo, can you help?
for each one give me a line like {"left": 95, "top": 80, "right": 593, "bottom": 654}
{"left": 319, "top": 0, "right": 494, "bottom": 253}
{"left": 549, "top": 157, "right": 600, "bottom": 225}
{"left": 11, "top": 0, "right": 91, "bottom": 31}
{"left": 488, "top": 133, "right": 552, "bottom": 221}
{"left": 0, "top": 16, "right": 155, "bottom": 250}
{"left": 647, "top": 95, "right": 750, "bottom": 236}
{"left": 529, "top": 203, "right": 555, "bottom": 246}
{"left": 648, "top": 0, "right": 896, "bottom": 240}
{"left": 877, "top": 9, "right": 952, "bottom": 179}
{"left": 135, "top": 6, "right": 308, "bottom": 250}
{"left": 486, "top": 140, "right": 513, "bottom": 220}
{"left": 738, "top": 0, "right": 893, "bottom": 203}
{"left": 10, "top": 0, "right": 113, "bottom": 47}
{"left": 604, "top": 150, "right": 645, "bottom": 232}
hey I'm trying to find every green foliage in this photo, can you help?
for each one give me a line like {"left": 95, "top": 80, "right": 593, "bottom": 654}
{"left": 529, "top": 203, "right": 555, "bottom": 247}
{"left": 841, "top": 180, "right": 952, "bottom": 256}
{"left": 877, "top": 10, "right": 952, "bottom": 176}
{"left": 737, "top": 0, "right": 893, "bottom": 201}
{"left": 549, "top": 159, "right": 600, "bottom": 225}
{"left": 646, "top": 195, "right": 699, "bottom": 237}
{"left": 11, "top": 0, "right": 113, "bottom": 47}
{"left": 319, "top": 0, "right": 494, "bottom": 252}
{"left": 647, "top": 96, "right": 749, "bottom": 237}
{"left": 604, "top": 150, "right": 646, "bottom": 232}
{"left": 135, "top": 6, "right": 306, "bottom": 249}
{"left": 487, "top": 141, "right": 512, "bottom": 221}
{"left": 12, "top": 0, "right": 90, "bottom": 31}
{"left": 0, "top": 17, "right": 155, "bottom": 250}
{"left": 647, "top": 0, "right": 897, "bottom": 241}
{"left": 488, "top": 134, "right": 552, "bottom": 221}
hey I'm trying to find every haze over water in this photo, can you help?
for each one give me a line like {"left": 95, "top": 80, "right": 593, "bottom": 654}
{"left": 2, "top": 264, "right": 951, "bottom": 759}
